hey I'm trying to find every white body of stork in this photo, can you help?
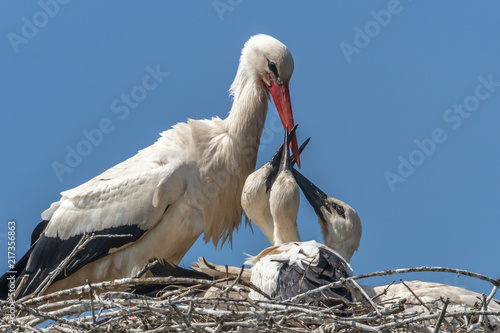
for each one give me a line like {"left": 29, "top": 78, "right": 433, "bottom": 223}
{"left": 0, "top": 34, "right": 302, "bottom": 299}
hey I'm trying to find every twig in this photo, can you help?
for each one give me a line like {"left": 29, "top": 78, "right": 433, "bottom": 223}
{"left": 371, "top": 280, "right": 395, "bottom": 302}
{"left": 353, "top": 266, "right": 500, "bottom": 287}
{"left": 20, "top": 304, "right": 94, "bottom": 330}
{"left": 433, "top": 297, "right": 450, "bottom": 333}
{"left": 221, "top": 264, "right": 245, "bottom": 297}
{"left": 289, "top": 266, "right": 500, "bottom": 303}
{"left": 372, "top": 310, "right": 499, "bottom": 332}
{"left": 400, "top": 278, "right": 433, "bottom": 313}
{"left": 485, "top": 285, "right": 499, "bottom": 308}
{"left": 341, "top": 278, "right": 381, "bottom": 316}
{"left": 87, "top": 279, "right": 97, "bottom": 329}
{"left": 168, "top": 298, "right": 191, "bottom": 331}
{"left": 21, "top": 276, "right": 244, "bottom": 306}
{"left": 134, "top": 259, "right": 159, "bottom": 278}
{"left": 2, "top": 264, "right": 498, "bottom": 332}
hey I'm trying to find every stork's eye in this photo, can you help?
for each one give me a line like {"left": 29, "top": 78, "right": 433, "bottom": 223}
{"left": 267, "top": 59, "right": 279, "bottom": 77}
{"left": 335, "top": 205, "right": 345, "bottom": 217}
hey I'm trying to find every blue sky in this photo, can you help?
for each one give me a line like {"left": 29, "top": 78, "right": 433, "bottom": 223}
{"left": 1, "top": 1, "right": 499, "bottom": 296}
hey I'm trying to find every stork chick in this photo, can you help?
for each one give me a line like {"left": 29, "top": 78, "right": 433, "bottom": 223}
{"left": 241, "top": 125, "right": 308, "bottom": 245}
{"left": 246, "top": 145, "right": 361, "bottom": 302}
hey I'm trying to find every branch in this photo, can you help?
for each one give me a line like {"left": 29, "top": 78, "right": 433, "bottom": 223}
{"left": 400, "top": 278, "right": 432, "bottom": 313}
{"left": 221, "top": 264, "right": 245, "bottom": 298}
{"left": 134, "top": 259, "right": 159, "bottom": 278}
{"left": 433, "top": 297, "right": 450, "bottom": 333}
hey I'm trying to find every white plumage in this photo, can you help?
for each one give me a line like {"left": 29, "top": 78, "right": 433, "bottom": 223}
{"left": 246, "top": 240, "right": 353, "bottom": 301}
{"left": 242, "top": 128, "right": 302, "bottom": 246}
{"left": 1, "top": 34, "right": 302, "bottom": 299}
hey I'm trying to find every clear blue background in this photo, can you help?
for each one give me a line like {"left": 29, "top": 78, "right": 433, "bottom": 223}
{"left": 1, "top": 1, "right": 499, "bottom": 296}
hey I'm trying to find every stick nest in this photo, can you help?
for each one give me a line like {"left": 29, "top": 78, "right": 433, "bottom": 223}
{"left": 1, "top": 266, "right": 499, "bottom": 332}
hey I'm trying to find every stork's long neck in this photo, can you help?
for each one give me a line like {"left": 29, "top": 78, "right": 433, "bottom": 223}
{"left": 194, "top": 63, "right": 270, "bottom": 246}
{"left": 225, "top": 62, "right": 269, "bottom": 154}
{"left": 273, "top": 215, "right": 301, "bottom": 245}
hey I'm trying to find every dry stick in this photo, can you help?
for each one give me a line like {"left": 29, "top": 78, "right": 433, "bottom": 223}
{"left": 87, "top": 279, "right": 97, "bottom": 329}
{"left": 323, "top": 320, "right": 379, "bottom": 333}
{"left": 186, "top": 301, "right": 193, "bottom": 327}
{"left": 21, "top": 304, "right": 93, "bottom": 330}
{"left": 482, "top": 294, "right": 490, "bottom": 333}
{"left": 352, "top": 279, "right": 381, "bottom": 315}
{"left": 476, "top": 285, "right": 500, "bottom": 333}
{"left": 400, "top": 278, "right": 433, "bottom": 313}
{"left": 31, "top": 233, "right": 133, "bottom": 297}
{"left": 134, "top": 259, "right": 159, "bottom": 278}
{"left": 485, "top": 285, "right": 499, "bottom": 308}
{"left": 26, "top": 302, "right": 93, "bottom": 327}
{"left": 374, "top": 309, "right": 500, "bottom": 332}
{"left": 168, "top": 298, "right": 192, "bottom": 332}
{"left": 470, "top": 295, "right": 486, "bottom": 333}
{"left": 4, "top": 320, "right": 44, "bottom": 333}
{"left": 341, "top": 278, "right": 380, "bottom": 316}
{"left": 289, "top": 266, "right": 500, "bottom": 303}
{"left": 221, "top": 264, "right": 245, "bottom": 297}
{"left": 240, "top": 280, "right": 272, "bottom": 300}
{"left": 433, "top": 297, "right": 450, "bottom": 333}
{"left": 371, "top": 280, "right": 395, "bottom": 302}
{"left": 158, "top": 276, "right": 235, "bottom": 300}
{"left": 21, "top": 276, "right": 244, "bottom": 306}
{"left": 353, "top": 266, "right": 500, "bottom": 287}
{"left": 469, "top": 294, "right": 494, "bottom": 333}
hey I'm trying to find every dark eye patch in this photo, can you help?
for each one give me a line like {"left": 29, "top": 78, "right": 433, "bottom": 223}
{"left": 267, "top": 59, "right": 279, "bottom": 78}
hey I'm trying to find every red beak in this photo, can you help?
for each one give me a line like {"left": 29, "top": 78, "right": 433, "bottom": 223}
{"left": 267, "top": 78, "right": 301, "bottom": 168}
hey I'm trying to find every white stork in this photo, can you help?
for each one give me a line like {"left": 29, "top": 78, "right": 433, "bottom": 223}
{"left": 0, "top": 34, "right": 301, "bottom": 299}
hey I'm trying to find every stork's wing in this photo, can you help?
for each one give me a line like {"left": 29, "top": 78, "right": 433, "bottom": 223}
{"left": 0, "top": 220, "right": 50, "bottom": 300}
{"left": 274, "top": 247, "right": 353, "bottom": 303}
{"left": 2, "top": 135, "right": 194, "bottom": 299}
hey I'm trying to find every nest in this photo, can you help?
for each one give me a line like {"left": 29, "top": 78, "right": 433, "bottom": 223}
{"left": 1, "top": 266, "right": 499, "bottom": 332}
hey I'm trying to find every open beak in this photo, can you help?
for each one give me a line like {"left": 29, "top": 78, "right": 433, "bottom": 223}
{"left": 267, "top": 79, "right": 301, "bottom": 168}
{"left": 266, "top": 125, "right": 298, "bottom": 192}
{"left": 292, "top": 168, "right": 329, "bottom": 223}
{"left": 279, "top": 127, "right": 292, "bottom": 173}
{"left": 291, "top": 137, "right": 310, "bottom": 167}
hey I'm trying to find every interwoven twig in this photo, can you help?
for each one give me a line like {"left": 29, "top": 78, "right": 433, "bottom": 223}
{"left": 0, "top": 266, "right": 498, "bottom": 332}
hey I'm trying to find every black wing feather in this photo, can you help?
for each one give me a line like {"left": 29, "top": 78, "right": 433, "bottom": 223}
{"left": 0, "top": 220, "right": 49, "bottom": 299}
{"left": 2, "top": 223, "right": 146, "bottom": 299}
{"left": 274, "top": 247, "right": 353, "bottom": 303}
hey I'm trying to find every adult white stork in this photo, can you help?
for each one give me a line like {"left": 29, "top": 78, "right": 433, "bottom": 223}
{"left": 0, "top": 34, "right": 301, "bottom": 299}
